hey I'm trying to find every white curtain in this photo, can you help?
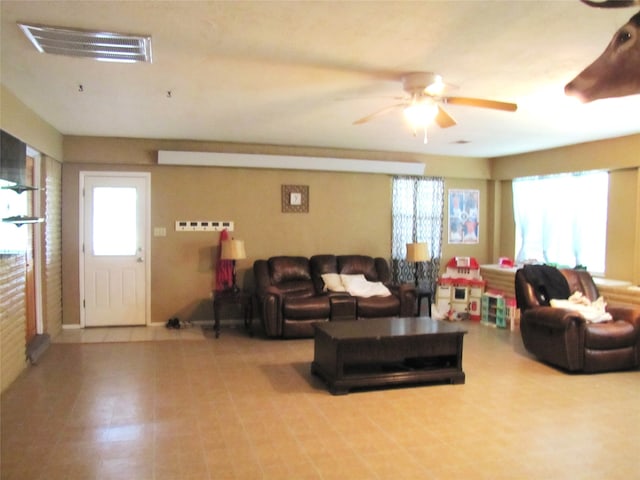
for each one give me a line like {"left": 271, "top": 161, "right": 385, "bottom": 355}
{"left": 512, "top": 171, "right": 608, "bottom": 273}
{"left": 391, "top": 176, "right": 444, "bottom": 290}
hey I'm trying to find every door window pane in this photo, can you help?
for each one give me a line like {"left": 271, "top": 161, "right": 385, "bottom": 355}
{"left": 92, "top": 187, "right": 137, "bottom": 256}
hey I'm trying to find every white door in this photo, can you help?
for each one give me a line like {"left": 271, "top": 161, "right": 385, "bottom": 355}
{"left": 81, "top": 172, "right": 150, "bottom": 326}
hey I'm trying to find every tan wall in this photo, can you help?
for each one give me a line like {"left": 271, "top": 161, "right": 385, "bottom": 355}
{"left": 61, "top": 137, "right": 494, "bottom": 326}
{"left": 62, "top": 160, "right": 394, "bottom": 325}
{"left": 498, "top": 180, "right": 516, "bottom": 261}
{"left": 62, "top": 135, "right": 491, "bottom": 177}
{"left": 491, "top": 134, "right": 640, "bottom": 180}
{"left": 0, "top": 85, "right": 63, "bottom": 160}
{"left": 493, "top": 134, "right": 640, "bottom": 283}
{"left": 606, "top": 169, "right": 640, "bottom": 282}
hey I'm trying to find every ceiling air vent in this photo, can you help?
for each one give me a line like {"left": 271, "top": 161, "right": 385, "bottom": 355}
{"left": 18, "top": 23, "right": 152, "bottom": 63}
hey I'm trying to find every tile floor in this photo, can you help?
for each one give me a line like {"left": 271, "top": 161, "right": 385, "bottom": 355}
{"left": 1, "top": 320, "right": 639, "bottom": 480}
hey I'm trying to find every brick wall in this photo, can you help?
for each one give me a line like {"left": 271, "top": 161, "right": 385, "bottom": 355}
{"left": 0, "top": 254, "right": 28, "bottom": 392}
{"left": 44, "top": 157, "right": 62, "bottom": 336}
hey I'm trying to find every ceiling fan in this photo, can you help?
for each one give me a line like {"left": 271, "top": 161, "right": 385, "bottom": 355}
{"left": 353, "top": 72, "right": 518, "bottom": 143}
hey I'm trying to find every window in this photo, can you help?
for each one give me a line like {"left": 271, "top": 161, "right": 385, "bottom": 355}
{"left": 0, "top": 179, "right": 28, "bottom": 254}
{"left": 391, "top": 176, "right": 444, "bottom": 290}
{"left": 512, "top": 171, "right": 608, "bottom": 273}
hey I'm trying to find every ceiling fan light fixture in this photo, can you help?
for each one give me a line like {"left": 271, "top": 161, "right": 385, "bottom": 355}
{"left": 403, "top": 100, "right": 438, "bottom": 128}
{"left": 424, "top": 74, "right": 444, "bottom": 96}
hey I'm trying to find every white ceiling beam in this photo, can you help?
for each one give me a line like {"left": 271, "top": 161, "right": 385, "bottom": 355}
{"left": 157, "top": 150, "right": 425, "bottom": 176}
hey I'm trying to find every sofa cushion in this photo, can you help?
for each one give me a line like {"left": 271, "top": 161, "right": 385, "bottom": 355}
{"left": 561, "top": 269, "right": 600, "bottom": 302}
{"left": 283, "top": 296, "right": 331, "bottom": 320}
{"left": 356, "top": 295, "right": 400, "bottom": 317}
{"left": 275, "top": 280, "right": 316, "bottom": 297}
{"left": 337, "top": 255, "right": 379, "bottom": 281}
{"left": 310, "top": 255, "right": 338, "bottom": 293}
{"left": 269, "top": 256, "right": 311, "bottom": 283}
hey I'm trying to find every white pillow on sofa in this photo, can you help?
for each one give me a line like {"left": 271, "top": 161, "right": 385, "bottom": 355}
{"left": 338, "top": 274, "right": 365, "bottom": 289}
{"left": 321, "top": 273, "right": 346, "bottom": 292}
{"left": 339, "top": 274, "right": 391, "bottom": 298}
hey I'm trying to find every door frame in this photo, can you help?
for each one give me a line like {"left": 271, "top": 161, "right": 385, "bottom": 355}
{"left": 79, "top": 171, "right": 151, "bottom": 327}
{"left": 29, "top": 149, "right": 44, "bottom": 337}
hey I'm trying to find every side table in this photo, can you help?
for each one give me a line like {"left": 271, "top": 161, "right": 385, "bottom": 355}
{"left": 416, "top": 288, "right": 432, "bottom": 317}
{"left": 212, "top": 290, "right": 253, "bottom": 338}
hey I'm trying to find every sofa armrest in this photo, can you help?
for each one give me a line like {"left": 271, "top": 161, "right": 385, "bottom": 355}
{"left": 606, "top": 305, "right": 640, "bottom": 329}
{"left": 255, "top": 287, "right": 283, "bottom": 337}
{"left": 395, "top": 283, "right": 417, "bottom": 317}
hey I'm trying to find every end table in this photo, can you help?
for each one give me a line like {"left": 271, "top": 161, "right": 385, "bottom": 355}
{"left": 212, "top": 290, "right": 253, "bottom": 338}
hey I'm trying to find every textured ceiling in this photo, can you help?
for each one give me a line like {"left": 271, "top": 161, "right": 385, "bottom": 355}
{"left": 1, "top": 1, "right": 639, "bottom": 159}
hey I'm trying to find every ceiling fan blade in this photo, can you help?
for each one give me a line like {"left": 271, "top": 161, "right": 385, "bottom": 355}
{"left": 353, "top": 103, "right": 406, "bottom": 125}
{"left": 434, "top": 106, "right": 457, "bottom": 128}
{"left": 444, "top": 96, "right": 518, "bottom": 112}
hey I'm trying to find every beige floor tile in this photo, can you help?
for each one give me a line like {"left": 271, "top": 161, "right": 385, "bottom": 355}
{"left": 4, "top": 321, "right": 640, "bottom": 480}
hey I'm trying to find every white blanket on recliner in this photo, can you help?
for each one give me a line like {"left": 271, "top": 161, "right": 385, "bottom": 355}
{"left": 550, "top": 292, "right": 612, "bottom": 323}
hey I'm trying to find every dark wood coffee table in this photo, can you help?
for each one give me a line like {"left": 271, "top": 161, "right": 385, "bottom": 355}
{"left": 311, "top": 317, "right": 467, "bottom": 395}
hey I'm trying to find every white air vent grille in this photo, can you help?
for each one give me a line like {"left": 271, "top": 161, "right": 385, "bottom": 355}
{"left": 18, "top": 23, "right": 152, "bottom": 63}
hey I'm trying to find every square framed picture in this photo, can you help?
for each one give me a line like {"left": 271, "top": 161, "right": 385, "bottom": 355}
{"left": 281, "top": 185, "right": 309, "bottom": 213}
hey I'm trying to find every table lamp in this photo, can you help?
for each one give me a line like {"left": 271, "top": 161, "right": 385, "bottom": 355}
{"left": 221, "top": 239, "right": 246, "bottom": 292}
{"left": 406, "top": 242, "right": 431, "bottom": 288}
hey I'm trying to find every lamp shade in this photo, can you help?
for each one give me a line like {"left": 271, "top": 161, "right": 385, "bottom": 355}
{"left": 221, "top": 239, "right": 246, "bottom": 260}
{"left": 406, "top": 242, "right": 430, "bottom": 262}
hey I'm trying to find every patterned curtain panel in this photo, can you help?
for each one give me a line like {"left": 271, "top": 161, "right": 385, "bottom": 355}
{"left": 391, "top": 176, "right": 444, "bottom": 292}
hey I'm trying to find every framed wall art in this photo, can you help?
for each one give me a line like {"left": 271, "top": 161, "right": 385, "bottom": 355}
{"left": 281, "top": 185, "right": 309, "bottom": 213}
{"left": 448, "top": 189, "right": 479, "bottom": 244}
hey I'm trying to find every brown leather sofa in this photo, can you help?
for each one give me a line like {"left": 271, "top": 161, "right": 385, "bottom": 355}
{"left": 515, "top": 264, "right": 640, "bottom": 373}
{"left": 253, "top": 254, "right": 416, "bottom": 338}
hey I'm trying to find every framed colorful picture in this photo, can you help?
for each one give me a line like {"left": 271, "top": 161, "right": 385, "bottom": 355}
{"left": 448, "top": 189, "right": 479, "bottom": 244}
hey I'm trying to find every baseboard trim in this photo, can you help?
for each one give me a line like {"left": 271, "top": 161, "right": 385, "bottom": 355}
{"left": 62, "top": 324, "right": 81, "bottom": 330}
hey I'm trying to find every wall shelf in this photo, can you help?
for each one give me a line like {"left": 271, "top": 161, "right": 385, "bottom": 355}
{"left": 2, "top": 215, "right": 44, "bottom": 227}
{"left": 1, "top": 184, "right": 40, "bottom": 194}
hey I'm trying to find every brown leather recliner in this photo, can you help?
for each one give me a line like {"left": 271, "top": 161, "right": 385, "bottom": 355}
{"left": 254, "top": 254, "right": 416, "bottom": 338}
{"left": 515, "top": 264, "right": 640, "bottom": 373}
